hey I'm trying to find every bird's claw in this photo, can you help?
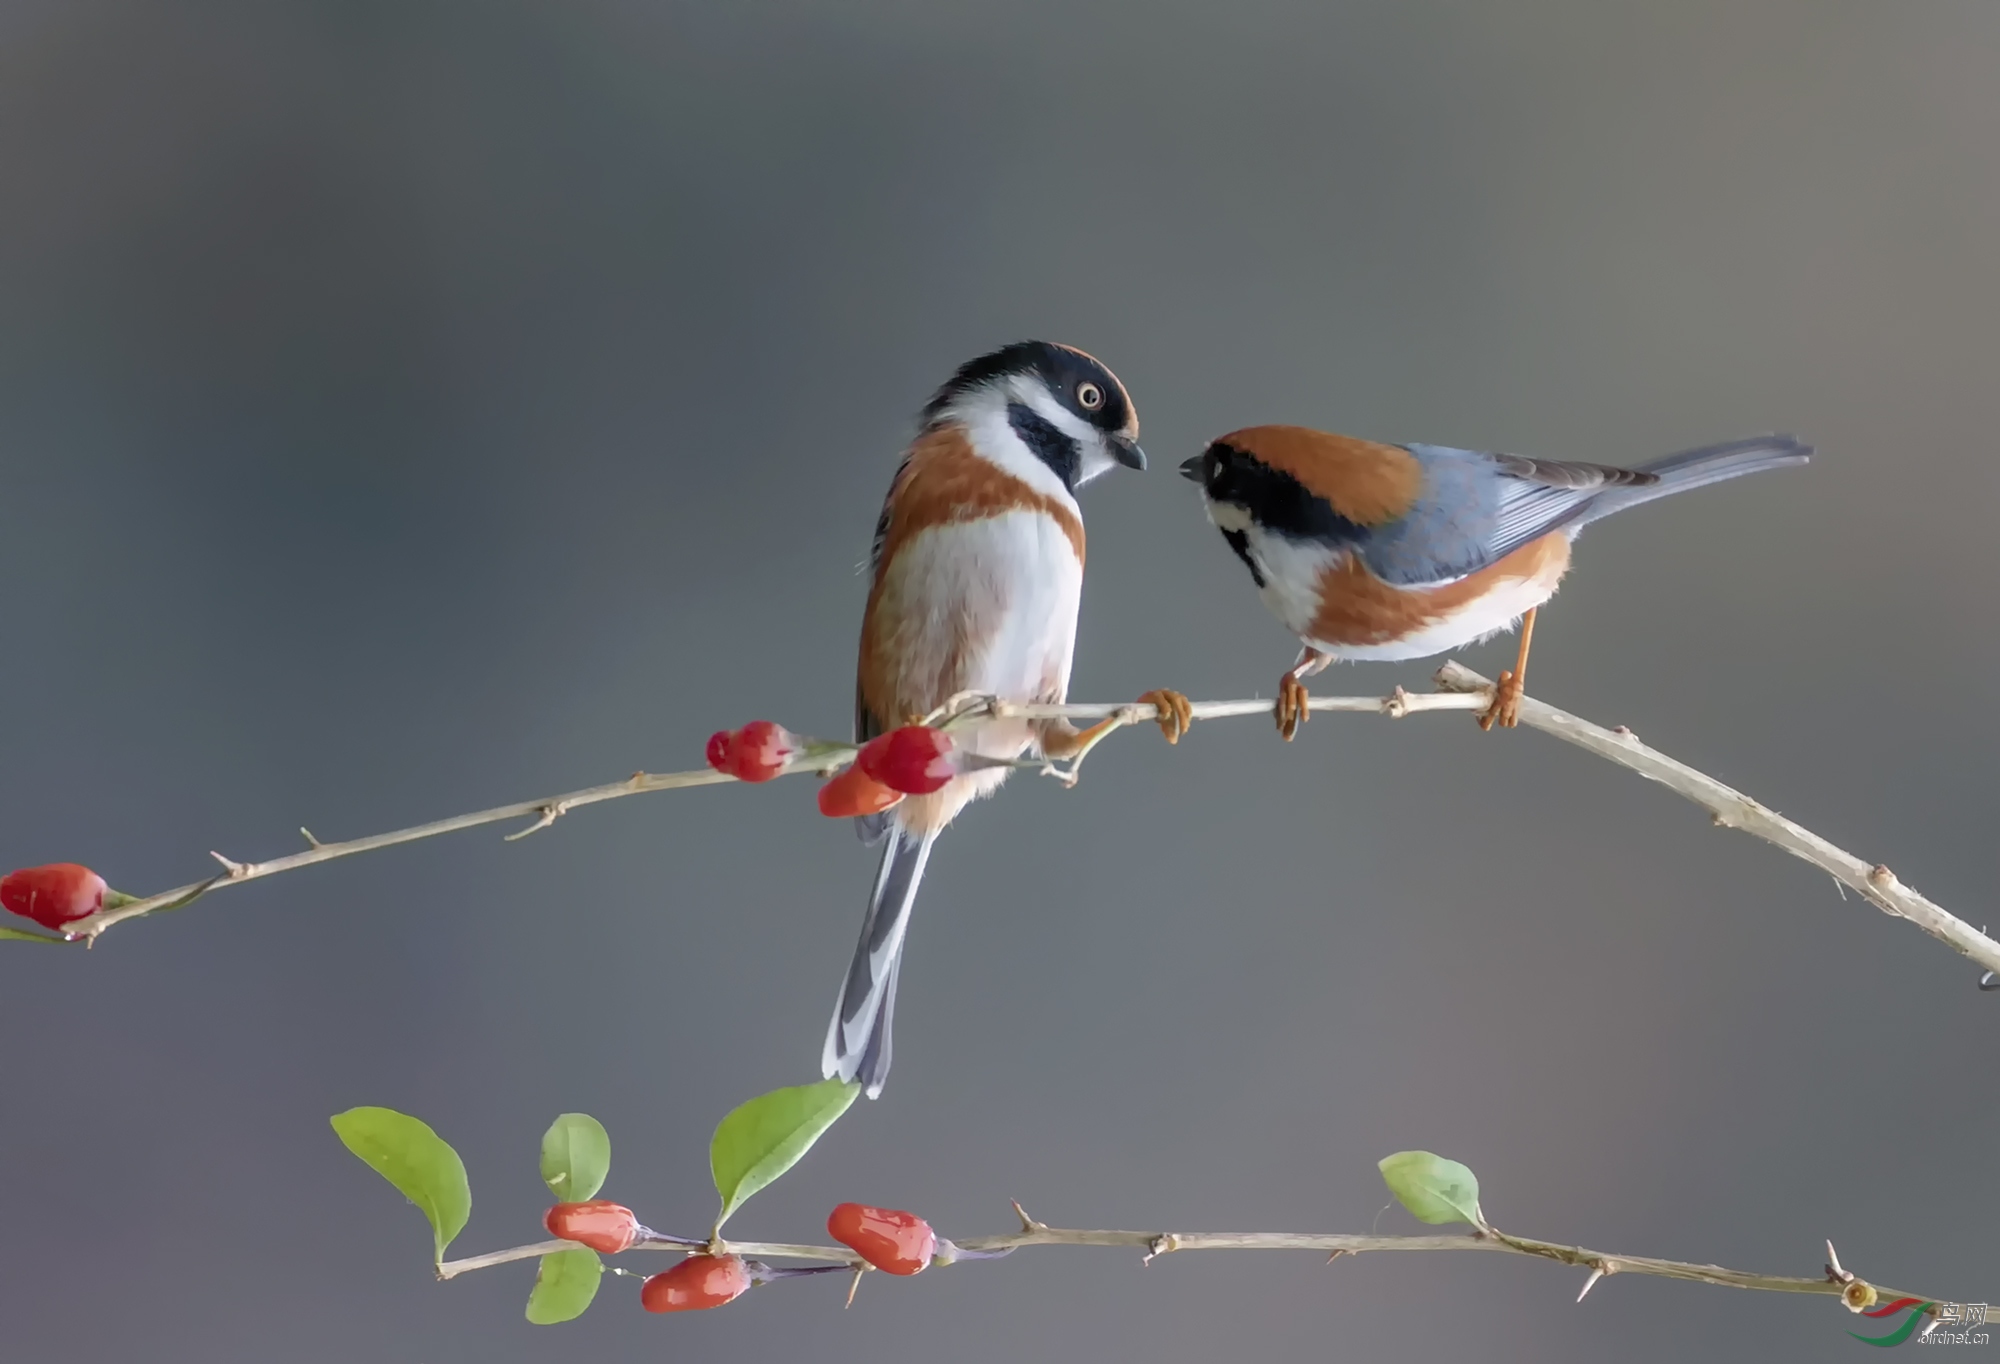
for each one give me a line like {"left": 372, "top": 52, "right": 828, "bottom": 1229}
{"left": 1276, "top": 673, "right": 1310, "bottom": 741}
{"left": 1477, "top": 671, "right": 1523, "bottom": 730}
{"left": 1138, "top": 689, "right": 1193, "bottom": 744}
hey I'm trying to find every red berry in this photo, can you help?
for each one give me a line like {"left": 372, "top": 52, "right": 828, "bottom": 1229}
{"left": 705, "top": 730, "right": 734, "bottom": 773}
{"left": 543, "top": 1200, "right": 641, "bottom": 1255}
{"left": 816, "top": 765, "right": 903, "bottom": 818}
{"left": 856, "top": 727, "right": 959, "bottom": 796}
{"left": 641, "top": 1255, "right": 751, "bottom": 1312}
{"left": 0, "top": 864, "right": 107, "bottom": 931}
{"left": 707, "top": 721, "right": 799, "bottom": 782}
{"left": 827, "top": 1203, "right": 936, "bottom": 1275}
{"left": 724, "top": 720, "right": 798, "bottom": 782}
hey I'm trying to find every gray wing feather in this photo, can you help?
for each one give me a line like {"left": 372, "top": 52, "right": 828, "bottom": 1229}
{"left": 1482, "top": 456, "right": 1659, "bottom": 564}
{"left": 1375, "top": 440, "right": 1800, "bottom": 587}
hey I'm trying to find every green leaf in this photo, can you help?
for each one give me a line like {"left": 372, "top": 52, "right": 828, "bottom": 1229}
{"left": 540, "top": 1113, "right": 611, "bottom": 1203}
{"left": 525, "top": 1247, "right": 602, "bottom": 1325}
{"left": 0, "top": 925, "right": 68, "bottom": 944}
{"left": 709, "top": 1078, "right": 859, "bottom": 1228}
{"left": 330, "top": 1106, "right": 472, "bottom": 1261}
{"left": 1378, "top": 1150, "right": 1484, "bottom": 1227}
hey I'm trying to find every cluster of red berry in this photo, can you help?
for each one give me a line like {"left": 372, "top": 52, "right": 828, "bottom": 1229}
{"left": 1, "top": 863, "right": 106, "bottom": 932}
{"left": 542, "top": 1199, "right": 939, "bottom": 1313}
{"left": 3, "top": 719, "right": 969, "bottom": 933}
{"left": 705, "top": 721, "right": 966, "bottom": 820}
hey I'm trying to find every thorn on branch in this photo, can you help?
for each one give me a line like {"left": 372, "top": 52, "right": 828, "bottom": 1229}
{"left": 299, "top": 827, "right": 323, "bottom": 849}
{"left": 844, "top": 1266, "right": 864, "bottom": 1308}
{"left": 1825, "top": 1240, "right": 1852, "bottom": 1284}
{"left": 1325, "top": 1249, "right": 1347, "bottom": 1266}
{"left": 1577, "top": 1264, "right": 1613, "bottom": 1301}
{"left": 503, "top": 801, "right": 570, "bottom": 842}
{"left": 208, "top": 851, "right": 249, "bottom": 878}
{"left": 1010, "top": 1199, "right": 1043, "bottom": 1234}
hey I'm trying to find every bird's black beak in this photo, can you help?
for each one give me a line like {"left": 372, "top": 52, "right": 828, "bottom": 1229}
{"left": 1178, "top": 454, "right": 1207, "bottom": 484}
{"left": 1111, "top": 435, "right": 1147, "bottom": 470}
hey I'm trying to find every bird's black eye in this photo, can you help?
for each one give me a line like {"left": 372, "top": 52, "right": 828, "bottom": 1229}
{"left": 1076, "top": 381, "right": 1104, "bottom": 410}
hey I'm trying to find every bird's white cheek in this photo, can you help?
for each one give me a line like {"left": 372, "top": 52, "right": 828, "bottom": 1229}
{"left": 1073, "top": 438, "right": 1118, "bottom": 487}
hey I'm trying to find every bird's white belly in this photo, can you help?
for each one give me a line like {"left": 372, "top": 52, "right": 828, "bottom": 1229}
{"left": 1242, "top": 527, "right": 1339, "bottom": 639}
{"left": 1318, "top": 573, "right": 1555, "bottom": 661}
{"left": 1224, "top": 518, "right": 1563, "bottom": 663}
{"left": 879, "top": 510, "right": 1082, "bottom": 758}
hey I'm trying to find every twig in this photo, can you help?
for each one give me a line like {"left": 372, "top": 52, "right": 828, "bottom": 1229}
{"left": 1429, "top": 661, "right": 2000, "bottom": 977}
{"left": 435, "top": 1214, "right": 1960, "bottom": 1312}
{"left": 55, "top": 667, "right": 2000, "bottom": 982}
{"left": 55, "top": 690, "right": 1474, "bottom": 941}
{"left": 67, "top": 769, "right": 734, "bottom": 939}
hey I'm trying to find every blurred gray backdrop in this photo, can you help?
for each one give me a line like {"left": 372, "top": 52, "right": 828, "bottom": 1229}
{"left": 3, "top": 2, "right": 1996, "bottom": 1360}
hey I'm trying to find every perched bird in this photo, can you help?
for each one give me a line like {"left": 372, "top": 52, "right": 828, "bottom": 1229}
{"left": 825, "top": 341, "right": 1191, "bottom": 1098}
{"left": 1179, "top": 426, "right": 1810, "bottom": 735}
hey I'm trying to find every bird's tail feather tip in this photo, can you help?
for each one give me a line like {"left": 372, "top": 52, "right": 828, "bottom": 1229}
{"left": 821, "top": 830, "right": 930, "bottom": 1101}
{"left": 1635, "top": 433, "right": 1814, "bottom": 486}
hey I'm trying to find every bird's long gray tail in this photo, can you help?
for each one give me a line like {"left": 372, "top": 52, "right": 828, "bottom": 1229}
{"left": 1578, "top": 434, "right": 1812, "bottom": 528}
{"left": 822, "top": 827, "right": 936, "bottom": 1099}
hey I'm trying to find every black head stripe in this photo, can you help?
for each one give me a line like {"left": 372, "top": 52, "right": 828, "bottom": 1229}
{"left": 1008, "top": 403, "right": 1082, "bottom": 490}
{"left": 1205, "top": 441, "right": 1369, "bottom": 546}
{"left": 924, "top": 340, "right": 1134, "bottom": 437}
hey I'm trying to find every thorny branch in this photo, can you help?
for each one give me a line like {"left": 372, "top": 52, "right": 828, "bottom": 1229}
{"left": 433, "top": 1206, "right": 1965, "bottom": 1323}
{"left": 47, "top": 662, "right": 2000, "bottom": 985}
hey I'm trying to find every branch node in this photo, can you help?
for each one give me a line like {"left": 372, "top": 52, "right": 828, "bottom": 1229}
{"left": 299, "top": 827, "right": 323, "bottom": 849}
{"left": 503, "top": 801, "right": 570, "bottom": 842}
{"left": 1611, "top": 725, "right": 1638, "bottom": 742}
{"left": 1867, "top": 864, "right": 1900, "bottom": 891}
{"left": 929, "top": 691, "right": 999, "bottom": 727}
{"left": 1141, "top": 1234, "right": 1180, "bottom": 1265}
{"left": 208, "top": 851, "right": 249, "bottom": 878}
{"left": 1383, "top": 686, "right": 1411, "bottom": 719}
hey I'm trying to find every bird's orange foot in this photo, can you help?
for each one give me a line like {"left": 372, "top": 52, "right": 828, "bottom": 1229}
{"left": 1476, "top": 670, "right": 1524, "bottom": 731}
{"left": 1276, "top": 672, "right": 1310, "bottom": 741}
{"left": 1137, "top": 689, "right": 1194, "bottom": 744}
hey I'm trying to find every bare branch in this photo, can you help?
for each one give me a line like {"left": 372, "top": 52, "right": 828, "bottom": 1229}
{"left": 1431, "top": 661, "right": 2000, "bottom": 977}
{"left": 57, "top": 665, "right": 2000, "bottom": 983}
{"left": 68, "top": 768, "right": 736, "bottom": 938}
{"left": 58, "top": 689, "right": 1471, "bottom": 941}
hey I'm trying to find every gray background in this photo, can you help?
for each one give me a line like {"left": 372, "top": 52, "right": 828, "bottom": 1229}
{"left": 2, "top": 2, "right": 1994, "bottom": 1360}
